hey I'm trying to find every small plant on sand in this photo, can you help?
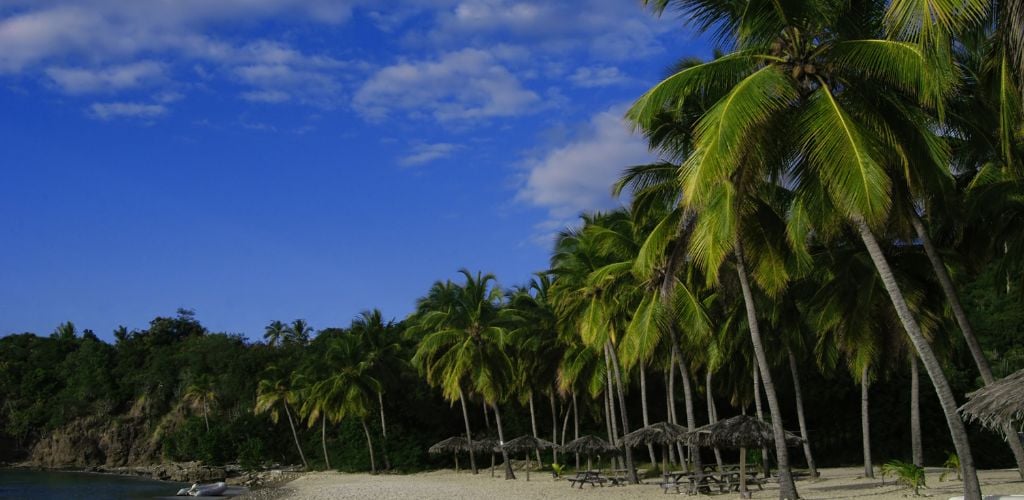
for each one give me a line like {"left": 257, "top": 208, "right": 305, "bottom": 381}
{"left": 550, "top": 463, "right": 566, "bottom": 479}
{"left": 881, "top": 460, "right": 926, "bottom": 496}
{"left": 940, "top": 452, "right": 961, "bottom": 481}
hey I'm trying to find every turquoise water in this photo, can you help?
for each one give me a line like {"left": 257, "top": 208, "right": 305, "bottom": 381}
{"left": 0, "top": 468, "right": 188, "bottom": 499}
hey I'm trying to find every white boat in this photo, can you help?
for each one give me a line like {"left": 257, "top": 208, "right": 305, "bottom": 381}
{"left": 175, "top": 481, "right": 228, "bottom": 496}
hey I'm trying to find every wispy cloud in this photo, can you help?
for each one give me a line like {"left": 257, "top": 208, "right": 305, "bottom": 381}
{"left": 45, "top": 61, "right": 165, "bottom": 94}
{"left": 89, "top": 101, "right": 167, "bottom": 120}
{"left": 568, "top": 65, "right": 630, "bottom": 88}
{"left": 399, "top": 143, "right": 462, "bottom": 166}
{"left": 240, "top": 90, "right": 291, "bottom": 103}
{"left": 353, "top": 48, "right": 540, "bottom": 123}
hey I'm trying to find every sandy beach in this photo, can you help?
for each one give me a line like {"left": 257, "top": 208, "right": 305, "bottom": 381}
{"left": 240, "top": 467, "right": 1024, "bottom": 499}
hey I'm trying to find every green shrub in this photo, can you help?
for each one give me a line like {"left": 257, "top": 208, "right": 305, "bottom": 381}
{"left": 881, "top": 460, "right": 926, "bottom": 496}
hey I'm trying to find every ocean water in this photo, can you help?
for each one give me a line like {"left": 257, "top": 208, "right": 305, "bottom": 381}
{"left": 0, "top": 468, "right": 188, "bottom": 499}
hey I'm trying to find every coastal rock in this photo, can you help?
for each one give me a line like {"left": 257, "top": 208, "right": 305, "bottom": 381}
{"left": 28, "top": 415, "right": 157, "bottom": 468}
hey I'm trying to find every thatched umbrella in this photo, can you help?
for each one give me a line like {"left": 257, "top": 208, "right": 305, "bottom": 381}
{"left": 469, "top": 437, "right": 501, "bottom": 477}
{"left": 622, "top": 422, "right": 688, "bottom": 479}
{"left": 687, "top": 415, "right": 803, "bottom": 495}
{"left": 501, "top": 435, "right": 559, "bottom": 481}
{"left": 429, "top": 436, "right": 469, "bottom": 472}
{"left": 563, "top": 435, "right": 619, "bottom": 472}
{"left": 960, "top": 368, "right": 1024, "bottom": 434}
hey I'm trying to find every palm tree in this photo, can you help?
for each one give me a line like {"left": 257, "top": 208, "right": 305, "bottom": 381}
{"left": 255, "top": 367, "right": 309, "bottom": 469}
{"left": 631, "top": 0, "right": 982, "bottom": 495}
{"left": 264, "top": 320, "right": 288, "bottom": 347}
{"left": 351, "top": 309, "right": 403, "bottom": 471}
{"left": 182, "top": 376, "right": 217, "bottom": 433}
{"left": 286, "top": 319, "right": 313, "bottom": 346}
{"left": 411, "top": 270, "right": 518, "bottom": 479}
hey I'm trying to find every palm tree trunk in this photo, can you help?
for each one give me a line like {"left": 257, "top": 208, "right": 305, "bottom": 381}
{"left": 677, "top": 353, "right": 700, "bottom": 473}
{"left": 321, "top": 418, "right": 331, "bottom": 470}
{"left": 706, "top": 371, "right": 725, "bottom": 471}
{"left": 491, "top": 403, "right": 516, "bottom": 480}
{"left": 666, "top": 368, "right": 680, "bottom": 467}
{"left": 605, "top": 341, "right": 639, "bottom": 484}
{"left": 788, "top": 350, "right": 817, "bottom": 477}
{"left": 283, "top": 402, "right": 308, "bottom": 470}
{"left": 528, "top": 394, "right": 542, "bottom": 466}
{"left": 854, "top": 216, "right": 981, "bottom": 500}
{"left": 911, "top": 214, "right": 1024, "bottom": 478}
{"left": 861, "top": 365, "right": 873, "bottom": 478}
{"left": 458, "top": 389, "right": 479, "bottom": 474}
{"left": 550, "top": 391, "right": 559, "bottom": 465}
{"left": 573, "top": 391, "right": 580, "bottom": 469}
{"left": 640, "top": 364, "right": 658, "bottom": 465}
{"left": 753, "top": 359, "right": 771, "bottom": 477}
{"left": 604, "top": 353, "right": 622, "bottom": 470}
{"left": 377, "top": 392, "right": 391, "bottom": 471}
{"left": 910, "top": 354, "right": 923, "bottom": 468}
{"left": 560, "top": 393, "right": 572, "bottom": 452}
{"left": 361, "top": 419, "right": 377, "bottom": 474}
{"left": 483, "top": 400, "right": 491, "bottom": 430}
{"left": 735, "top": 242, "right": 798, "bottom": 500}
{"left": 203, "top": 403, "right": 210, "bottom": 433}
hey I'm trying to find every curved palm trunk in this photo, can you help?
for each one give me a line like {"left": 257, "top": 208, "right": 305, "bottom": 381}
{"left": 491, "top": 403, "right": 516, "bottom": 480}
{"left": 528, "top": 394, "right": 543, "bottom": 466}
{"left": 604, "top": 353, "right": 622, "bottom": 470}
{"left": 203, "top": 404, "right": 210, "bottom": 433}
{"left": 283, "top": 403, "right": 308, "bottom": 470}
{"left": 377, "top": 392, "right": 391, "bottom": 471}
{"left": 458, "top": 389, "right": 479, "bottom": 474}
{"left": 573, "top": 391, "right": 580, "bottom": 469}
{"left": 854, "top": 216, "right": 980, "bottom": 499}
{"left": 677, "top": 354, "right": 701, "bottom": 473}
{"left": 361, "top": 419, "right": 377, "bottom": 474}
{"left": 735, "top": 242, "right": 798, "bottom": 500}
{"left": 788, "top": 350, "right": 817, "bottom": 477}
{"left": 483, "top": 401, "right": 491, "bottom": 431}
{"left": 550, "top": 391, "right": 559, "bottom": 465}
{"left": 861, "top": 365, "right": 873, "bottom": 478}
{"left": 706, "top": 371, "right": 725, "bottom": 471}
{"left": 605, "top": 342, "right": 639, "bottom": 484}
{"left": 666, "top": 368, "right": 678, "bottom": 466}
{"left": 640, "top": 365, "right": 658, "bottom": 465}
{"left": 911, "top": 215, "right": 1024, "bottom": 478}
{"left": 910, "top": 354, "right": 923, "bottom": 467}
{"left": 321, "top": 418, "right": 331, "bottom": 470}
{"left": 753, "top": 359, "right": 771, "bottom": 477}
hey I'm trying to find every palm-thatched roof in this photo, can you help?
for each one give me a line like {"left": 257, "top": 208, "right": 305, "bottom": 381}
{"left": 429, "top": 436, "right": 469, "bottom": 454}
{"left": 501, "top": 435, "right": 559, "bottom": 454}
{"left": 469, "top": 436, "right": 501, "bottom": 453}
{"left": 960, "top": 368, "right": 1024, "bottom": 431}
{"left": 563, "top": 435, "right": 619, "bottom": 455}
{"left": 687, "top": 415, "right": 803, "bottom": 449}
{"left": 622, "top": 421, "right": 689, "bottom": 447}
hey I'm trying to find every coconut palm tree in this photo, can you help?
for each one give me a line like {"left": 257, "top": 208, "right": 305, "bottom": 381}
{"left": 182, "top": 376, "right": 217, "bottom": 433}
{"left": 255, "top": 367, "right": 309, "bottom": 469}
{"left": 264, "top": 320, "right": 288, "bottom": 347}
{"left": 286, "top": 319, "right": 313, "bottom": 346}
{"left": 631, "top": 0, "right": 982, "bottom": 495}
{"left": 351, "top": 309, "right": 403, "bottom": 471}
{"left": 411, "top": 270, "right": 518, "bottom": 479}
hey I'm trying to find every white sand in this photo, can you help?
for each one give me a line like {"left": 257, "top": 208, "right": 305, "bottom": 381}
{"left": 252, "top": 467, "right": 1024, "bottom": 499}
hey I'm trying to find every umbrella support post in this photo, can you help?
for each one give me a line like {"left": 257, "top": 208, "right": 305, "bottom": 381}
{"left": 455, "top": 454, "right": 460, "bottom": 473}
{"left": 526, "top": 453, "right": 530, "bottom": 481}
{"left": 739, "top": 446, "right": 750, "bottom": 499}
{"left": 491, "top": 453, "right": 495, "bottom": 478}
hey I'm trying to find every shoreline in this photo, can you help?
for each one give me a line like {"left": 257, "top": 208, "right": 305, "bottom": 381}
{"left": 234, "top": 466, "right": 1024, "bottom": 499}
{"left": 1, "top": 461, "right": 302, "bottom": 493}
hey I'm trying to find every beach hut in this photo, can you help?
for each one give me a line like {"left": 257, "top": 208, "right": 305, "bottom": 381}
{"left": 562, "top": 435, "right": 619, "bottom": 473}
{"left": 469, "top": 436, "right": 501, "bottom": 477}
{"left": 687, "top": 415, "right": 803, "bottom": 496}
{"left": 960, "top": 368, "right": 1024, "bottom": 437}
{"left": 501, "top": 435, "right": 558, "bottom": 481}
{"left": 622, "top": 422, "right": 688, "bottom": 479}
{"left": 428, "top": 436, "right": 469, "bottom": 472}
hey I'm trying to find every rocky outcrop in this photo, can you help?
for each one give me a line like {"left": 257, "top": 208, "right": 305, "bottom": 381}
{"left": 28, "top": 415, "right": 158, "bottom": 468}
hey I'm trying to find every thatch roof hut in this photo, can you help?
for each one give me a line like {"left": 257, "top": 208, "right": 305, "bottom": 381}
{"left": 960, "top": 368, "right": 1024, "bottom": 432}
{"left": 622, "top": 422, "right": 688, "bottom": 478}
{"left": 428, "top": 436, "right": 469, "bottom": 472}
{"left": 563, "top": 435, "right": 619, "bottom": 472}
{"left": 501, "top": 435, "right": 558, "bottom": 481}
{"left": 686, "top": 415, "right": 803, "bottom": 495}
{"left": 469, "top": 437, "right": 501, "bottom": 477}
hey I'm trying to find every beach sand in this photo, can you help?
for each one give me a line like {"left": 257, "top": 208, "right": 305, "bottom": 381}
{"left": 240, "top": 466, "right": 1024, "bottom": 499}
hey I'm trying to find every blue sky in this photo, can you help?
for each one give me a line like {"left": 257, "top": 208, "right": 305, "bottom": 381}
{"left": 0, "top": 1, "right": 711, "bottom": 341}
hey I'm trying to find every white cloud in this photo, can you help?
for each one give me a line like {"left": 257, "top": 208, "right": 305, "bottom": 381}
{"left": 89, "top": 101, "right": 167, "bottom": 120}
{"left": 241, "top": 90, "right": 291, "bottom": 103}
{"left": 568, "top": 66, "right": 630, "bottom": 88}
{"left": 399, "top": 143, "right": 462, "bottom": 166}
{"left": 353, "top": 48, "right": 540, "bottom": 122}
{"left": 45, "top": 61, "right": 165, "bottom": 94}
{"left": 517, "top": 104, "right": 655, "bottom": 220}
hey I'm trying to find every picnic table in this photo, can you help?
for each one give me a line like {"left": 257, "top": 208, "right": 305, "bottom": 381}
{"left": 567, "top": 470, "right": 607, "bottom": 488}
{"left": 658, "top": 469, "right": 766, "bottom": 495}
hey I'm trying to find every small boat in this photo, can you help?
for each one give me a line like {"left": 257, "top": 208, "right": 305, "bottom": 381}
{"left": 175, "top": 481, "right": 228, "bottom": 496}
